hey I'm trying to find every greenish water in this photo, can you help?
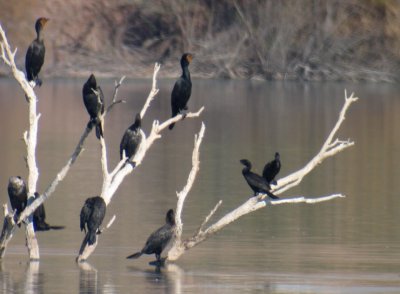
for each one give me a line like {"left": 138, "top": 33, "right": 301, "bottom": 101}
{"left": 0, "top": 78, "right": 399, "bottom": 293}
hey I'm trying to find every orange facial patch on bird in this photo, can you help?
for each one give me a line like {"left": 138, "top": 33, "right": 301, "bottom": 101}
{"left": 186, "top": 54, "right": 193, "bottom": 63}
{"left": 39, "top": 18, "right": 49, "bottom": 27}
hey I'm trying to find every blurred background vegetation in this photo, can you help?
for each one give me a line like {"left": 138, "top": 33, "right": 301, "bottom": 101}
{"left": 1, "top": 0, "right": 400, "bottom": 81}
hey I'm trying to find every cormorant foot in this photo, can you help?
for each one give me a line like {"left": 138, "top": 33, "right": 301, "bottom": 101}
{"left": 35, "top": 78, "right": 43, "bottom": 87}
{"left": 149, "top": 257, "right": 167, "bottom": 267}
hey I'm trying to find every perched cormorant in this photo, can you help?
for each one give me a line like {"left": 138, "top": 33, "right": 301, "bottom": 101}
{"left": 82, "top": 74, "right": 105, "bottom": 139}
{"left": 240, "top": 159, "right": 279, "bottom": 199}
{"left": 119, "top": 113, "right": 142, "bottom": 165}
{"left": 262, "top": 152, "right": 281, "bottom": 185}
{"left": 80, "top": 196, "right": 106, "bottom": 245}
{"left": 25, "top": 17, "right": 49, "bottom": 86}
{"left": 7, "top": 176, "right": 28, "bottom": 226}
{"left": 127, "top": 209, "right": 175, "bottom": 263}
{"left": 32, "top": 192, "right": 65, "bottom": 231}
{"left": 169, "top": 53, "right": 193, "bottom": 130}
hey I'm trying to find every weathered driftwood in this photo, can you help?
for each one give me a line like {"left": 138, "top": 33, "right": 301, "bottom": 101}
{"left": 1, "top": 24, "right": 40, "bottom": 259}
{"left": 0, "top": 24, "right": 126, "bottom": 260}
{"left": 167, "top": 92, "right": 357, "bottom": 261}
{"left": 77, "top": 63, "right": 204, "bottom": 262}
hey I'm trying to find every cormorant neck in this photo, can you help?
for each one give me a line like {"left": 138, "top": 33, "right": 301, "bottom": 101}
{"left": 181, "top": 64, "right": 191, "bottom": 80}
{"left": 36, "top": 29, "right": 43, "bottom": 41}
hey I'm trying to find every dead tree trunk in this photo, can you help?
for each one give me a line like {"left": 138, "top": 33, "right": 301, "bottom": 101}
{"left": 77, "top": 63, "right": 204, "bottom": 261}
{"left": 167, "top": 91, "right": 357, "bottom": 261}
{"left": 0, "top": 24, "right": 116, "bottom": 259}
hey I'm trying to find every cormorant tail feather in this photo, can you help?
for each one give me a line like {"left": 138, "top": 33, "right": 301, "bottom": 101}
{"left": 126, "top": 252, "right": 142, "bottom": 259}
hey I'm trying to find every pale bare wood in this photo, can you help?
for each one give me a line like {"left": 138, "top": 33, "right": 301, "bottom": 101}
{"left": 77, "top": 63, "right": 204, "bottom": 261}
{"left": 167, "top": 93, "right": 356, "bottom": 261}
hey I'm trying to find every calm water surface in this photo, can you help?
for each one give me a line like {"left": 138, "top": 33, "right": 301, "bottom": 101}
{"left": 0, "top": 78, "right": 399, "bottom": 293}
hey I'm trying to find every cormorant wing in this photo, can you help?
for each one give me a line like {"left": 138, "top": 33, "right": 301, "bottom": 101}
{"left": 246, "top": 172, "right": 271, "bottom": 191}
{"left": 143, "top": 224, "right": 174, "bottom": 254}
{"left": 119, "top": 130, "right": 130, "bottom": 159}
{"left": 171, "top": 78, "right": 191, "bottom": 115}
{"left": 80, "top": 201, "right": 92, "bottom": 232}
{"left": 262, "top": 161, "right": 275, "bottom": 182}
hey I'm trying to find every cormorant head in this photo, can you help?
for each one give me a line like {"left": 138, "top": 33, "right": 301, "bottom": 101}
{"left": 86, "top": 74, "right": 97, "bottom": 87}
{"left": 134, "top": 113, "right": 141, "bottom": 128}
{"left": 166, "top": 209, "right": 175, "bottom": 226}
{"left": 275, "top": 152, "right": 280, "bottom": 160}
{"left": 240, "top": 159, "right": 252, "bottom": 169}
{"left": 8, "top": 176, "right": 26, "bottom": 191}
{"left": 35, "top": 17, "right": 49, "bottom": 34}
{"left": 181, "top": 53, "right": 193, "bottom": 67}
{"left": 34, "top": 192, "right": 40, "bottom": 199}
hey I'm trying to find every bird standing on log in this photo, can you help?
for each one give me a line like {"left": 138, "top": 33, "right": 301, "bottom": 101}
{"left": 82, "top": 74, "right": 105, "bottom": 139}
{"left": 262, "top": 152, "right": 281, "bottom": 186}
{"left": 119, "top": 113, "right": 142, "bottom": 166}
{"left": 25, "top": 17, "right": 49, "bottom": 87}
{"left": 240, "top": 159, "right": 279, "bottom": 199}
{"left": 169, "top": 53, "right": 193, "bottom": 130}
{"left": 80, "top": 196, "right": 106, "bottom": 245}
{"left": 127, "top": 209, "right": 175, "bottom": 263}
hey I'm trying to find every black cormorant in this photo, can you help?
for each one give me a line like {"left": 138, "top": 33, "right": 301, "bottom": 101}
{"left": 127, "top": 209, "right": 175, "bottom": 263}
{"left": 32, "top": 192, "right": 65, "bottom": 231}
{"left": 240, "top": 159, "right": 279, "bottom": 199}
{"left": 169, "top": 53, "right": 193, "bottom": 130}
{"left": 80, "top": 196, "right": 106, "bottom": 245}
{"left": 7, "top": 176, "right": 28, "bottom": 226}
{"left": 82, "top": 74, "right": 105, "bottom": 139}
{"left": 119, "top": 113, "right": 142, "bottom": 165}
{"left": 25, "top": 17, "right": 49, "bottom": 86}
{"left": 262, "top": 152, "right": 281, "bottom": 185}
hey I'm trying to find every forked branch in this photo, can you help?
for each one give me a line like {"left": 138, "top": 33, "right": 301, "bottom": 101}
{"left": 77, "top": 63, "right": 204, "bottom": 261}
{"left": 167, "top": 92, "right": 357, "bottom": 261}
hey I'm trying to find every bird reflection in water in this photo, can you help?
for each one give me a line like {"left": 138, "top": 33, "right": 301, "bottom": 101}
{"left": 78, "top": 262, "right": 99, "bottom": 294}
{"left": 0, "top": 261, "right": 44, "bottom": 294}
{"left": 127, "top": 263, "right": 184, "bottom": 294}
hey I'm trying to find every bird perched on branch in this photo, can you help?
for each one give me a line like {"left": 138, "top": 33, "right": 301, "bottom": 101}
{"left": 169, "top": 53, "right": 193, "bottom": 130}
{"left": 240, "top": 159, "right": 279, "bottom": 199}
{"left": 127, "top": 209, "right": 175, "bottom": 264}
{"left": 82, "top": 74, "right": 105, "bottom": 139}
{"left": 32, "top": 192, "right": 65, "bottom": 231}
{"left": 262, "top": 152, "right": 281, "bottom": 186}
{"left": 119, "top": 113, "right": 142, "bottom": 167}
{"left": 25, "top": 17, "right": 49, "bottom": 87}
{"left": 80, "top": 196, "right": 106, "bottom": 245}
{"left": 7, "top": 176, "right": 28, "bottom": 226}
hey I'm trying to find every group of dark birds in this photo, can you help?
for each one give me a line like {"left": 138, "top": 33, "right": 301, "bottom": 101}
{"left": 6, "top": 18, "right": 281, "bottom": 264}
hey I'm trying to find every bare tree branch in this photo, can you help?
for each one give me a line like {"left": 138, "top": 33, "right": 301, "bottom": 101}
{"left": 140, "top": 63, "right": 161, "bottom": 119}
{"left": 272, "top": 91, "right": 358, "bottom": 196}
{"left": 167, "top": 92, "right": 356, "bottom": 262}
{"left": 106, "top": 76, "right": 126, "bottom": 114}
{"left": 0, "top": 24, "right": 41, "bottom": 259}
{"left": 173, "top": 123, "right": 206, "bottom": 247}
{"left": 77, "top": 63, "right": 204, "bottom": 261}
